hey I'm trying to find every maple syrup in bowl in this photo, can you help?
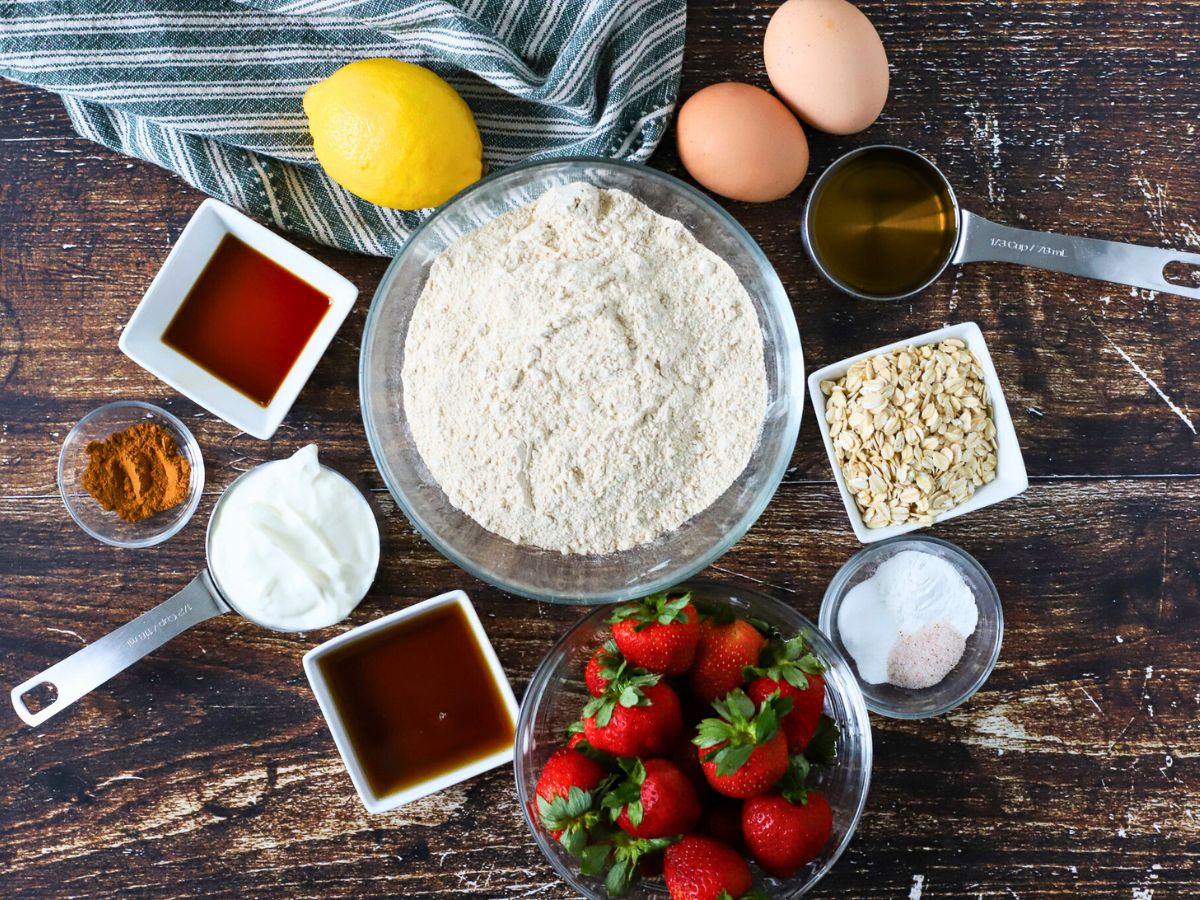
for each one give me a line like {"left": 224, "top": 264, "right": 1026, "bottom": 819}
{"left": 304, "top": 591, "right": 518, "bottom": 813}
{"left": 162, "top": 234, "right": 332, "bottom": 407}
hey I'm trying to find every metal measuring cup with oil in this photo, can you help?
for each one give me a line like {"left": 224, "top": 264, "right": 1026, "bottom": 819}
{"left": 803, "top": 145, "right": 1200, "bottom": 301}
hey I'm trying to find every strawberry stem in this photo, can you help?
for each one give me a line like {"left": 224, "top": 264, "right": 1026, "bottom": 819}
{"left": 600, "top": 757, "right": 646, "bottom": 826}
{"left": 607, "top": 592, "right": 693, "bottom": 632}
{"left": 582, "top": 658, "right": 661, "bottom": 727}
{"left": 743, "top": 632, "right": 826, "bottom": 689}
{"left": 693, "top": 688, "right": 793, "bottom": 777}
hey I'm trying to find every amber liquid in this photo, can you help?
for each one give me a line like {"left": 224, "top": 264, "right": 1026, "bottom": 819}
{"left": 162, "top": 235, "right": 331, "bottom": 406}
{"left": 808, "top": 147, "right": 958, "bottom": 297}
{"left": 316, "top": 602, "right": 515, "bottom": 799}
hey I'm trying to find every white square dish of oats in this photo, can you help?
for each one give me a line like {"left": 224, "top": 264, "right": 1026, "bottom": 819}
{"left": 808, "top": 322, "right": 1028, "bottom": 543}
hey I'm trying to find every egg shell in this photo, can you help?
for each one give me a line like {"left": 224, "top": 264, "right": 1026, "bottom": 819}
{"left": 764, "top": 0, "right": 889, "bottom": 135}
{"left": 675, "top": 82, "right": 810, "bottom": 203}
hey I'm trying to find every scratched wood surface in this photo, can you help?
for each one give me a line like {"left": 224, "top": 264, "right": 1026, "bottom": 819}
{"left": 1, "top": 1, "right": 1198, "bottom": 898}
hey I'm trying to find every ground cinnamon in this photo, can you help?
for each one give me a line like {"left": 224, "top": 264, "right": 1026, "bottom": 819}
{"left": 82, "top": 422, "right": 191, "bottom": 523}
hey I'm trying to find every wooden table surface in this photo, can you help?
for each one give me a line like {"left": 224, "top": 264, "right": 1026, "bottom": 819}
{"left": 2, "top": 2, "right": 1198, "bottom": 897}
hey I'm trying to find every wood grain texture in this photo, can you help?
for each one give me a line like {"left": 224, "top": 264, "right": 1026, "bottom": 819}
{"left": 1, "top": 1, "right": 1198, "bottom": 897}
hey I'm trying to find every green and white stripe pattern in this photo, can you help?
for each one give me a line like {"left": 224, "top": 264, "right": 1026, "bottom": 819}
{"left": 0, "top": 0, "right": 686, "bottom": 256}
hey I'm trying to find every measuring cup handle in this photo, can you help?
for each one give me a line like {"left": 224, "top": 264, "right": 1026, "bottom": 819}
{"left": 953, "top": 210, "right": 1200, "bottom": 299}
{"left": 10, "top": 571, "right": 230, "bottom": 727}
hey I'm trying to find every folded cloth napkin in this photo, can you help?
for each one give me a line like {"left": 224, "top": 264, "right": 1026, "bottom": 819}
{"left": 0, "top": 0, "right": 686, "bottom": 255}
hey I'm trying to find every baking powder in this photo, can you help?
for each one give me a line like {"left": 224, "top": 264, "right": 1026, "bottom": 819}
{"left": 837, "top": 549, "right": 978, "bottom": 688}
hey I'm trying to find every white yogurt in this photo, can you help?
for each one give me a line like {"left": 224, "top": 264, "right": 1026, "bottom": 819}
{"left": 209, "top": 445, "right": 379, "bottom": 631}
{"left": 837, "top": 550, "right": 978, "bottom": 687}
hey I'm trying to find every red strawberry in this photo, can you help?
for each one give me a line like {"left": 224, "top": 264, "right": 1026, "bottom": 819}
{"left": 688, "top": 619, "right": 766, "bottom": 703}
{"left": 534, "top": 747, "right": 607, "bottom": 841}
{"left": 694, "top": 689, "right": 791, "bottom": 798}
{"left": 604, "top": 758, "right": 701, "bottom": 839}
{"left": 748, "top": 673, "right": 825, "bottom": 753}
{"left": 742, "top": 790, "right": 833, "bottom": 877}
{"left": 745, "top": 633, "right": 827, "bottom": 752}
{"left": 586, "top": 640, "right": 625, "bottom": 697}
{"left": 584, "top": 679, "right": 683, "bottom": 758}
{"left": 609, "top": 592, "right": 701, "bottom": 675}
{"left": 663, "top": 834, "right": 753, "bottom": 900}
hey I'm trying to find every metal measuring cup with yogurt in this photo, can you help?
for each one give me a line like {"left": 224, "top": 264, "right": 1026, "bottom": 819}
{"left": 11, "top": 445, "right": 380, "bottom": 726}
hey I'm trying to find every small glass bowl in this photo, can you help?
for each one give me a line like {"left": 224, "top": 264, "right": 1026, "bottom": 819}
{"left": 57, "top": 401, "right": 205, "bottom": 548}
{"left": 515, "top": 581, "right": 873, "bottom": 899}
{"left": 818, "top": 536, "right": 1002, "bottom": 719}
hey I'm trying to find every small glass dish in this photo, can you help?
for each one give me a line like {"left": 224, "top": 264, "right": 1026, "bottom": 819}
{"left": 515, "top": 581, "right": 873, "bottom": 899}
{"left": 818, "top": 535, "right": 1002, "bottom": 719}
{"left": 57, "top": 400, "right": 205, "bottom": 548}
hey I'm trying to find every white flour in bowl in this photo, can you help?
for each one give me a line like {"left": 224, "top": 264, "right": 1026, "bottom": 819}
{"left": 401, "top": 182, "right": 768, "bottom": 555}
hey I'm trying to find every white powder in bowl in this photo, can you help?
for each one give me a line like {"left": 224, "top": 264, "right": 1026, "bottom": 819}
{"left": 837, "top": 550, "right": 978, "bottom": 688}
{"left": 401, "top": 182, "right": 768, "bottom": 555}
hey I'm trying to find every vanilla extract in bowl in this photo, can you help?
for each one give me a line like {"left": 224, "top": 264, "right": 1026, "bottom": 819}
{"left": 304, "top": 592, "right": 518, "bottom": 813}
{"left": 161, "top": 234, "right": 332, "bottom": 407}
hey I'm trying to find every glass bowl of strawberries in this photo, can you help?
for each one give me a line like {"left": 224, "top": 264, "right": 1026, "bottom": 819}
{"left": 515, "top": 581, "right": 872, "bottom": 899}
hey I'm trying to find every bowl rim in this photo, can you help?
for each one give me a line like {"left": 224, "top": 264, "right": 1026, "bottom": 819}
{"left": 513, "top": 580, "right": 874, "bottom": 898}
{"left": 57, "top": 400, "right": 205, "bottom": 549}
{"left": 817, "top": 534, "right": 1004, "bottom": 719}
{"left": 359, "top": 155, "right": 804, "bottom": 604}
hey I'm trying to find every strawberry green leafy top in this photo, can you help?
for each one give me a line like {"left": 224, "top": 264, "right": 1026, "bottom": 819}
{"left": 694, "top": 688, "right": 793, "bottom": 776}
{"left": 607, "top": 591, "right": 694, "bottom": 631}
{"left": 582, "top": 660, "right": 662, "bottom": 728}
{"left": 744, "top": 632, "right": 826, "bottom": 690}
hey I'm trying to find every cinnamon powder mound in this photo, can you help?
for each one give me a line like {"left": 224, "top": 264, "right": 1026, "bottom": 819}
{"left": 82, "top": 422, "right": 191, "bottom": 522}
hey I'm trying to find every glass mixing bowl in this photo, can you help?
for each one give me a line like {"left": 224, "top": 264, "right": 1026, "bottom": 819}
{"left": 514, "top": 581, "right": 873, "bottom": 898}
{"left": 359, "top": 158, "right": 803, "bottom": 603}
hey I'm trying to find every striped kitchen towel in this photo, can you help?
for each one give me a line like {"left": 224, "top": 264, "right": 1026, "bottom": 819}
{"left": 0, "top": 0, "right": 686, "bottom": 256}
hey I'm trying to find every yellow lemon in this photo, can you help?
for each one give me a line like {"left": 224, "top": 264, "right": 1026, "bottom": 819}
{"left": 303, "top": 59, "right": 483, "bottom": 210}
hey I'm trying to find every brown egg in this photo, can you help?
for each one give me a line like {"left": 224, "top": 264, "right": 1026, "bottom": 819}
{"left": 676, "top": 82, "right": 810, "bottom": 203}
{"left": 764, "top": 0, "right": 889, "bottom": 135}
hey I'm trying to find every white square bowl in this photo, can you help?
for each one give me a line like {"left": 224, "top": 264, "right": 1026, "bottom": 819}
{"left": 807, "top": 322, "right": 1028, "bottom": 544}
{"left": 303, "top": 590, "right": 518, "bottom": 814}
{"left": 119, "top": 198, "right": 358, "bottom": 439}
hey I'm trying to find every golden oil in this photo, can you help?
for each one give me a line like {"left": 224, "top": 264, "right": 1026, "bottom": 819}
{"left": 807, "top": 147, "right": 958, "bottom": 298}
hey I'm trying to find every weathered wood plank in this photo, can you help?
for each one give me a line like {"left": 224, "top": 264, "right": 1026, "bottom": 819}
{"left": 1, "top": 0, "right": 1198, "bottom": 897}
{"left": 0, "top": 481, "right": 1196, "bottom": 898}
